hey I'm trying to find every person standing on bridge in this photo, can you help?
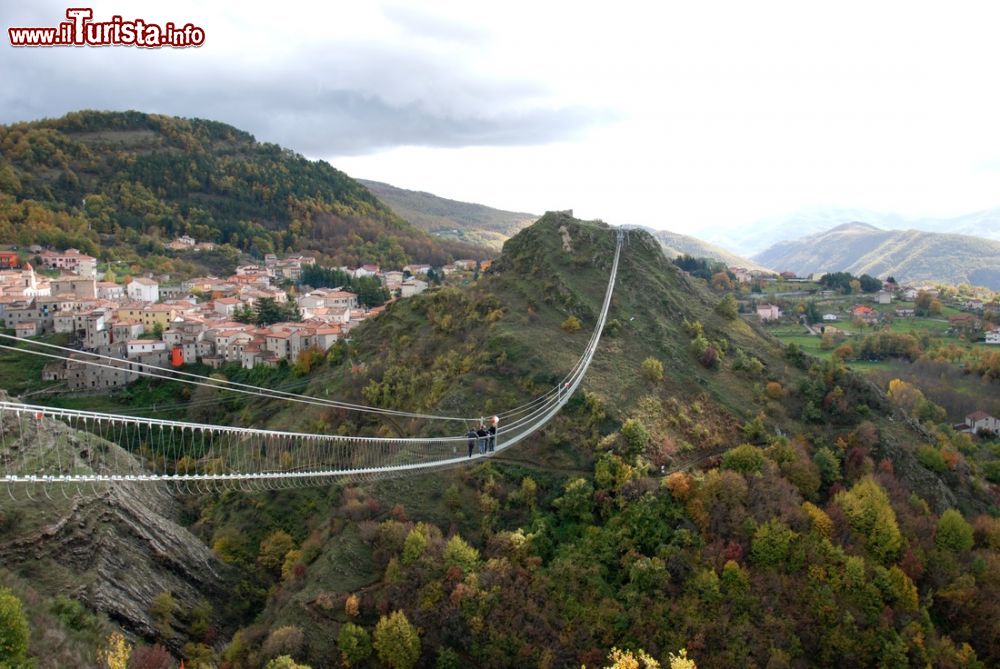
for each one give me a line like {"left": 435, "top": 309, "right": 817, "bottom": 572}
{"left": 476, "top": 424, "right": 488, "bottom": 455}
{"left": 466, "top": 426, "right": 478, "bottom": 458}
{"left": 487, "top": 416, "right": 498, "bottom": 452}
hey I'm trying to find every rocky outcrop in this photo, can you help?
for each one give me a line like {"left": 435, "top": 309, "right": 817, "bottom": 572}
{"left": 0, "top": 396, "right": 233, "bottom": 647}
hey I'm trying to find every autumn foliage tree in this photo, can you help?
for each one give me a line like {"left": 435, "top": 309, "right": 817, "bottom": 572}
{"left": 373, "top": 611, "right": 420, "bottom": 669}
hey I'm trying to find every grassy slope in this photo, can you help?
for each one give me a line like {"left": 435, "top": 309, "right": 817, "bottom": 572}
{"left": 358, "top": 179, "right": 537, "bottom": 251}
{"left": 204, "top": 215, "right": 995, "bottom": 659}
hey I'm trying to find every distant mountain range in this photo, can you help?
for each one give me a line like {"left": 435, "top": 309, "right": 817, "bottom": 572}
{"left": 753, "top": 222, "right": 1000, "bottom": 289}
{"left": 359, "top": 180, "right": 768, "bottom": 269}
{"left": 358, "top": 179, "right": 537, "bottom": 251}
{"left": 706, "top": 206, "right": 1000, "bottom": 256}
{"left": 638, "top": 226, "right": 771, "bottom": 272}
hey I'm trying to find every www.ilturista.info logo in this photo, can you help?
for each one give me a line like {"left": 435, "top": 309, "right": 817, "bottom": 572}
{"left": 8, "top": 8, "right": 205, "bottom": 48}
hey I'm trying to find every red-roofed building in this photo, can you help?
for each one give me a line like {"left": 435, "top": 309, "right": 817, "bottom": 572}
{"left": 0, "top": 251, "right": 19, "bottom": 270}
{"left": 39, "top": 249, "right": 97, "bottom": 277}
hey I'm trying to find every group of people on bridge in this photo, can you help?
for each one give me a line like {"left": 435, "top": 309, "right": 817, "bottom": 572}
{"left": 467, "top": 416, "right": 499, "bottom": 457}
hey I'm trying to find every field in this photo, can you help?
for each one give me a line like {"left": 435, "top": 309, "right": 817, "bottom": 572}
{"left": 765, "top": 294, "right": 1000, "bottom": 421}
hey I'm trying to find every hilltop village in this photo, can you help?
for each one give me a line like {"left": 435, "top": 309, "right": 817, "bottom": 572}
{"left": 0, "top": 242, "right": 483, "bottom": 391}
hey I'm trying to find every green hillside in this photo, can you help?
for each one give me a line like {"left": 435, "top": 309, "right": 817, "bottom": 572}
{"left": 3, "top": 214, "right": 999, "bottom": 668}
{"left": 191, "top": 215, "right": 997, "bottom": 667}
{"left": 0, "top": 111, "right": 486, "bottom": 273}
{"left": 754, "top": 222, "right": 1000, "bottom": 288}
{"left": 358, "top": 178, "right": 537, "bottom": 251}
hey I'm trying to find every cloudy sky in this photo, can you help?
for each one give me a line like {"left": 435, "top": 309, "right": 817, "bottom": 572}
{"left": 3, "top": 0, "right": 1000, "bottom": 248}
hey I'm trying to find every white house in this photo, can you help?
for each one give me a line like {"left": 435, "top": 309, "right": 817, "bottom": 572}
{"left": 874, "top": 290, "right": 892, "bottom": 305}
{"left": 400, "top": 279, "right": 428, "bottom": 298}
{"left": 822, "top": 313, "right": 838, "bottom": 321}
{"left": 127, "top": 277, "right": 160, "bottom": 302}
{"left": 403, "top": 264, "right": 431, "bottom": 276}
{"left": 213, "top": 297, "right": 243, "bottom": 318}
{"left": 97, "top": 281, "right": 125, "bottom": 300}
{"left": 986, "top": 329, "right": 1000, "bottom": 345}
{"left": 756, "top": 304, "right": 782, "bottom": 321}
{"left": 901, "top": 287, "right": 918, "bottom": 301}
{"left": 965, "top": 411, "right": 1000, "bottom": 435}
{"left": 126, "top": 339, "right": 166, "bottom": 358}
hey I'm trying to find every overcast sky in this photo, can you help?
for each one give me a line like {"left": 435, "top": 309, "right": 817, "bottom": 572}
{"left": 3, "top": 0, "right": 1000, "bottom": 246}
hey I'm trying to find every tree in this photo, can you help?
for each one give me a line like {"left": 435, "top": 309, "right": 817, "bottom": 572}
{"left": 751, "top": 518, "right": 797, "bottom": 567}
{"left": 0, "top": 587, "right": 29, "bottom": 666}
{"left": 100, "top": 631, "right": 131, "bottom": 669}
{"left": 804, "top": 300, "right": 821, "bottom": 324}
{"left": 836, "top": 476, "right": 903, "bottom": 563}
{"left": 402, "top": 526, "right": 429, "bottom": 564}
{"left": 620, "top": 418, "right": 650, "bottom": 457}
{"left": 554, "top": 478, "right": 594, "bottom": 524}
{"left": 813, "top": 447, "right": 841, "bottom": 486}
{"left": 337, "top": 623, "right": 372, "bottom": 667}
{"left": 265, "top": 657, "right": 311, "bottom": 669}
{"left": 858, "top": 274, "right": 882, "bottom": 293}
{"left": 722, "top": 444, "right": 765, "bottom": 474}
{"left": 936, "top": 509, "right": 974, "bottom": 553}
{"left": 128, "top": 643, "right": 173, "bottom": 669}
{"left": 711, "top": 271, "right": 734, "bottom": 291}
{"left": 442, "top": 534, "right": 479, "bottom": 572}
{"left": 257, "top": 530, "right": 296, "bottom": 575}
{"left": 373, "top": 611, "right": 420, "bottom": 669}
{"left": 254, "top": 297, "right": 301, "bottom": 326}
{"left": 715, "top": 294, "right": 738, "bottom": 319}
{"left": 914, "top": 291, "right": 942, "bottom": 316}
{"left": 233, "top": 303, "right": 255, "bottom": 324}
{"left": 641, "top": 357, "right": 665, "bottom": 383}
{"left": 605, "top": 647, "right": 661, "bottom": 668}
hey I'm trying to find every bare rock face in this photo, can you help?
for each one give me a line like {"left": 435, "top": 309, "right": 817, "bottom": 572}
{"left": 0, "top": 395, "right": 233, "bottom": 646}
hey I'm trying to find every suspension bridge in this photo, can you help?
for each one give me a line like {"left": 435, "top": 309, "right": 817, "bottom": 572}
{"left": 0, "top": 229, "right": 625, "bottom": 496}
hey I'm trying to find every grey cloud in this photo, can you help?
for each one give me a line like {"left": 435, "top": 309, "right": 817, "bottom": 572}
{"left": 0, "top": 4, "right": 611, "bottom": 156}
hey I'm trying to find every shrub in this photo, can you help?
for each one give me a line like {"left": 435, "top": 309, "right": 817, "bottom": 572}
{"left": 641, "top": 357, "right": 665, "bottom": 383}
{"left": 715, "top": 294, "right": 738, "bottom": 319}
{"left": 560, "top": 315, "right": 582, "bottom": 333}
{"left": 916, "top": 445, "right": 947, "bottom": 474}
{"left": 620, "top": 418, "right": 651, "bottom": 457}
{"left": 765, "top": 381, "right": 784, "bottom": 399}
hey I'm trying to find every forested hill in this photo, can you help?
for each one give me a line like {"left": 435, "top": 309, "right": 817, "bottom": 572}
{"left": 157, "top": 213, "right": 996, "bottom": 668}
{"left": 358, "top": 178, "right": 537, "bottom": 251}
{"left": 0, "top": 110, "right": 486, "bottom": 270}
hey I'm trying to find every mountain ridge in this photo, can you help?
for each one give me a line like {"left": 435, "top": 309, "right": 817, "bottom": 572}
{"left": 0, "top": 110, "right": 487, "bottom": 271}
{"left": 357, "top": 178, "right": 537, "bottom": 251}
{"left": 753, "top": 222, "right": 1000, "bottom": 288}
